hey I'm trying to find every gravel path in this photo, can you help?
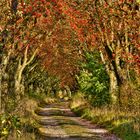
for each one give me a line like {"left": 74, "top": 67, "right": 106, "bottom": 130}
{"left": 35, "top": 102, "right": 121, "bottom": 140}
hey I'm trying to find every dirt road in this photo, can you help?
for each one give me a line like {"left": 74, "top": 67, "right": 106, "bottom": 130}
{"left": 35, "top": 101, "right": 120, "bottom": 140}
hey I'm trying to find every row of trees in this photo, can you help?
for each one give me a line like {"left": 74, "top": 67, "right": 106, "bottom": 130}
{"left": 0, "top": 0, "right": 47, "bottom": 112}
{"left": 0, "top": 0, "right": 140, "bottom": 112}
{"left": 59, "top": 0, "right": 140, "bottom": 106}
{"left": 0, "top": 0, "right": 38, "bottom": 112}
{"left": 0, "top": 0, "right": 81, "bottom": 113}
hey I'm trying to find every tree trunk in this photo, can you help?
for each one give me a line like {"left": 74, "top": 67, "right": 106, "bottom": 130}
{"left": 0, "top": 68, "right": 2, "bottom": 113}
{"left": 100, "top": 50, "right": 119, "bottom": 104}
{"left": 14, "top": 58, "right": 26, "bottom": 100}
{"left": 108, "top": 70, "right": 119, "bottom": 104}
{"left": 0, "top": 49, "right": 12, "bottom": 113}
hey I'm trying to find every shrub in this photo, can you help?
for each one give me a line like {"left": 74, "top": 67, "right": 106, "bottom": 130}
{"left": 76, "top": 51, "right": 110, "bottom": 107}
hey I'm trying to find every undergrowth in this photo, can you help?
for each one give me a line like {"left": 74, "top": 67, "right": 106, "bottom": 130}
{"left": 0, "top": 91, "right": 48, "bottom": 140}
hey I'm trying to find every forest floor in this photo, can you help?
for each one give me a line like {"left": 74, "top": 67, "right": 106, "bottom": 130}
{"left": 34, "top": 101, "right": 120, "bottom": 140}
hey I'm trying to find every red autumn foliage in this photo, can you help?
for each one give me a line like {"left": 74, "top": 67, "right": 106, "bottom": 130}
{"left": 14, "top": 0, "right": 140, "bottom": 87}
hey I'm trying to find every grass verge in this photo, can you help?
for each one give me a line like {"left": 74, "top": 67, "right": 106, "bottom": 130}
{"left": 70, "top": 92, "right": 140, "bottom": 140}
